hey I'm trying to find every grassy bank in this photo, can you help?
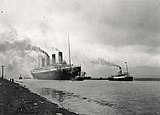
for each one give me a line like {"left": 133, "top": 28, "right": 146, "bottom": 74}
{"left": 0, "top": 78, "right": 78, "bottom": 115}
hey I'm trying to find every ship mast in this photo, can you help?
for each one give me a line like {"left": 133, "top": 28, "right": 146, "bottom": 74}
{"left": 125, "top": 62, "right": 128, "bottom": 74}
{"left": 68, "top": 34, "right": 71, "bottom": 66}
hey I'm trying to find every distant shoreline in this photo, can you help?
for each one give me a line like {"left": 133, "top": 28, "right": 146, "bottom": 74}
{"left": 134, "top": 78, "right": 160, "bottom": 81}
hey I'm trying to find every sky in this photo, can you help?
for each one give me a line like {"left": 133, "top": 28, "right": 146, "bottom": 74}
{"left": 0, "top": 0, "right": 160, "bottom": 77}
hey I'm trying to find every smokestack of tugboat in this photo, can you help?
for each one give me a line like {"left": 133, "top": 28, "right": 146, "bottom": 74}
{"left": 52, "top": 54, "right": 56, "bottom": 64}
{"left": 118, "top": 66, "right": 122, "bottom": 75}
{"left": 58, "top": 52, "right": 63, "bottom": 63}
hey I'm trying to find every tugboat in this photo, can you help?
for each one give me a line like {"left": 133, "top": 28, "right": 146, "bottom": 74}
{"left": 108, "top": 62, "right": 133, "bottom": 81}
{"left": 71, "top": 71, "right": 86, "bottom": 81}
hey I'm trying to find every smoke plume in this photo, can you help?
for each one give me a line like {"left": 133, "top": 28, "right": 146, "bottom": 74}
{"left": 91, "top": 58, "right": 120, "bottom": 68}
{"left": 0, "top": 28, "right": 49, "bottom": 79}
{"left": 33, "top": 46, "right": 49, "bottom": 57}
{"left": 51, "top": 47, "right": 61, "bottom": 52}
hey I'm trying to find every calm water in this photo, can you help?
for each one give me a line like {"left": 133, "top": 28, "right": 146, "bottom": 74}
{"left": 20, "top": 80, "right": 160, "bottom": 115}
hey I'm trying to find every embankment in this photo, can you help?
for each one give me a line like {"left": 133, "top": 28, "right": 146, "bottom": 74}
{"left": 0, "top": 78, "right": 78, "bottom": 115}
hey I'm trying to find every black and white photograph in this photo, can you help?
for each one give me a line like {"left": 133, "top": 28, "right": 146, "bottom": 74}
{"left": 0, "top": 0, "right": 160, "bottom": 115}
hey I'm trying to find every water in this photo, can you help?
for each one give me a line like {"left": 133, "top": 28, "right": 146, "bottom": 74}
{"left": 20, "top": 80, "right": 160, "bottom": 115}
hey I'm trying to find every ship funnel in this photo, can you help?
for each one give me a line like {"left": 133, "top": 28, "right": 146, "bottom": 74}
{"left": 46, "top": 55, "right": 50, "bottom": 66}
{"left": 41, "top": 58, "right": 45, "bottom": 67}
{"left": 52, "top": 54, "right": 56, "bottom": 64}
{"left": 118, "top": 66, "right": 122, "bottom": 75}
{"left": 58, "top": 52, "right": 63, "bottom": 63}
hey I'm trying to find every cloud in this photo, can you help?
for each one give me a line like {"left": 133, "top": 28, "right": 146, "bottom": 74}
{"left": 40, "top": 0, "right": 160, "bottom": 55}
{"left": 0, "top": 0, "right": 159, "bottom": 77}
{"left": 0, "top": 27, "right": 54, "bottom": 78}
{"left": 77, "top": 0, "right": 160, "bottom": 49}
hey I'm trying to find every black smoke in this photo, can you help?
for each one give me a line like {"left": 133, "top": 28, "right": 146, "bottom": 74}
{"left": 91, "top": 58, "right": 120, "bottom": 68}
{"left": 0, "top": 28, "right": 49, "bottom": 79}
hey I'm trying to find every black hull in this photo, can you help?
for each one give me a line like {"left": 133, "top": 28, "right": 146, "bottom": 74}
{"left": 108, "top": 76, "right": 133, "bottom": 81}
{"left": 31, "top": 66, "right": 81, "bottom": 80}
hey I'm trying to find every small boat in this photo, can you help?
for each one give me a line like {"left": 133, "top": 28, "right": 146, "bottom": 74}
{"left": 72, "top": 76, "right": 84, "bottom": 81}
{"left": 108, "top": 62, "right": 133, "bottom": 81}
{"left": 71, "top": 71, "right": 86, "bottom": 81}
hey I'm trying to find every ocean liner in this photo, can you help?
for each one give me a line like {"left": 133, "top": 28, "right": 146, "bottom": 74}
{"left": 31, "top": 37, "right": 81, "bottom": 80}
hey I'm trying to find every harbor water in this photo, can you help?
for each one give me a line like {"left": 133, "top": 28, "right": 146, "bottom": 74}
{"left": 20, "top": 79, "right": 160, "bottom": 115}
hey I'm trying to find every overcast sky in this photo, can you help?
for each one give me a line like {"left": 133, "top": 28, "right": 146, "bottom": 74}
{"left": 0, "top": 0, "right": 160, "bottom": 68}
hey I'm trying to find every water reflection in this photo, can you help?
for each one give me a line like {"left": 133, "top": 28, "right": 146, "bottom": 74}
{"left": 40, "top": 88, "right": 117, "bottom": 109}
{"left": 40, "top": 88, "right": 80, "bottom": 102}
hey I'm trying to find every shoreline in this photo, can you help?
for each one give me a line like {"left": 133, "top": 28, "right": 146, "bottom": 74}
{"left": 0, "top": 78, "right": 78, "bottom": 115}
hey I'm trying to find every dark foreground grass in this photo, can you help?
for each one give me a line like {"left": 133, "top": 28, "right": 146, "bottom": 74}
{"left": 0, "top": 78, "right": 78, "bottom": 115}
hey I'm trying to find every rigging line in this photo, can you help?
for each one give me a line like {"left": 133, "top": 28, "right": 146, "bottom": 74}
{"left": 72, "top": 51, "right": 78, "bottom": 65}
{"left": 74, "top": 52, "right": 79, "bottom": 65}
{"left": 78, "top": 52, "right": 86, "bottom": 66}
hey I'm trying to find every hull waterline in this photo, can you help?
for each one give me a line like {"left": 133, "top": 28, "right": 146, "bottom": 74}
{"left": 108, "top": 76, "right": 133, "bottom": 81}
{"left": 31, "top": 66, "right": 81, "bottom": 80}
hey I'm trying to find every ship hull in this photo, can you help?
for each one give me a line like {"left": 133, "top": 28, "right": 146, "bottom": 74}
{"left": 31, "top": 66, "right": 81, "bottom": 80}
{"left": 108, "top": 76, "right": 133, "bottom": 81}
